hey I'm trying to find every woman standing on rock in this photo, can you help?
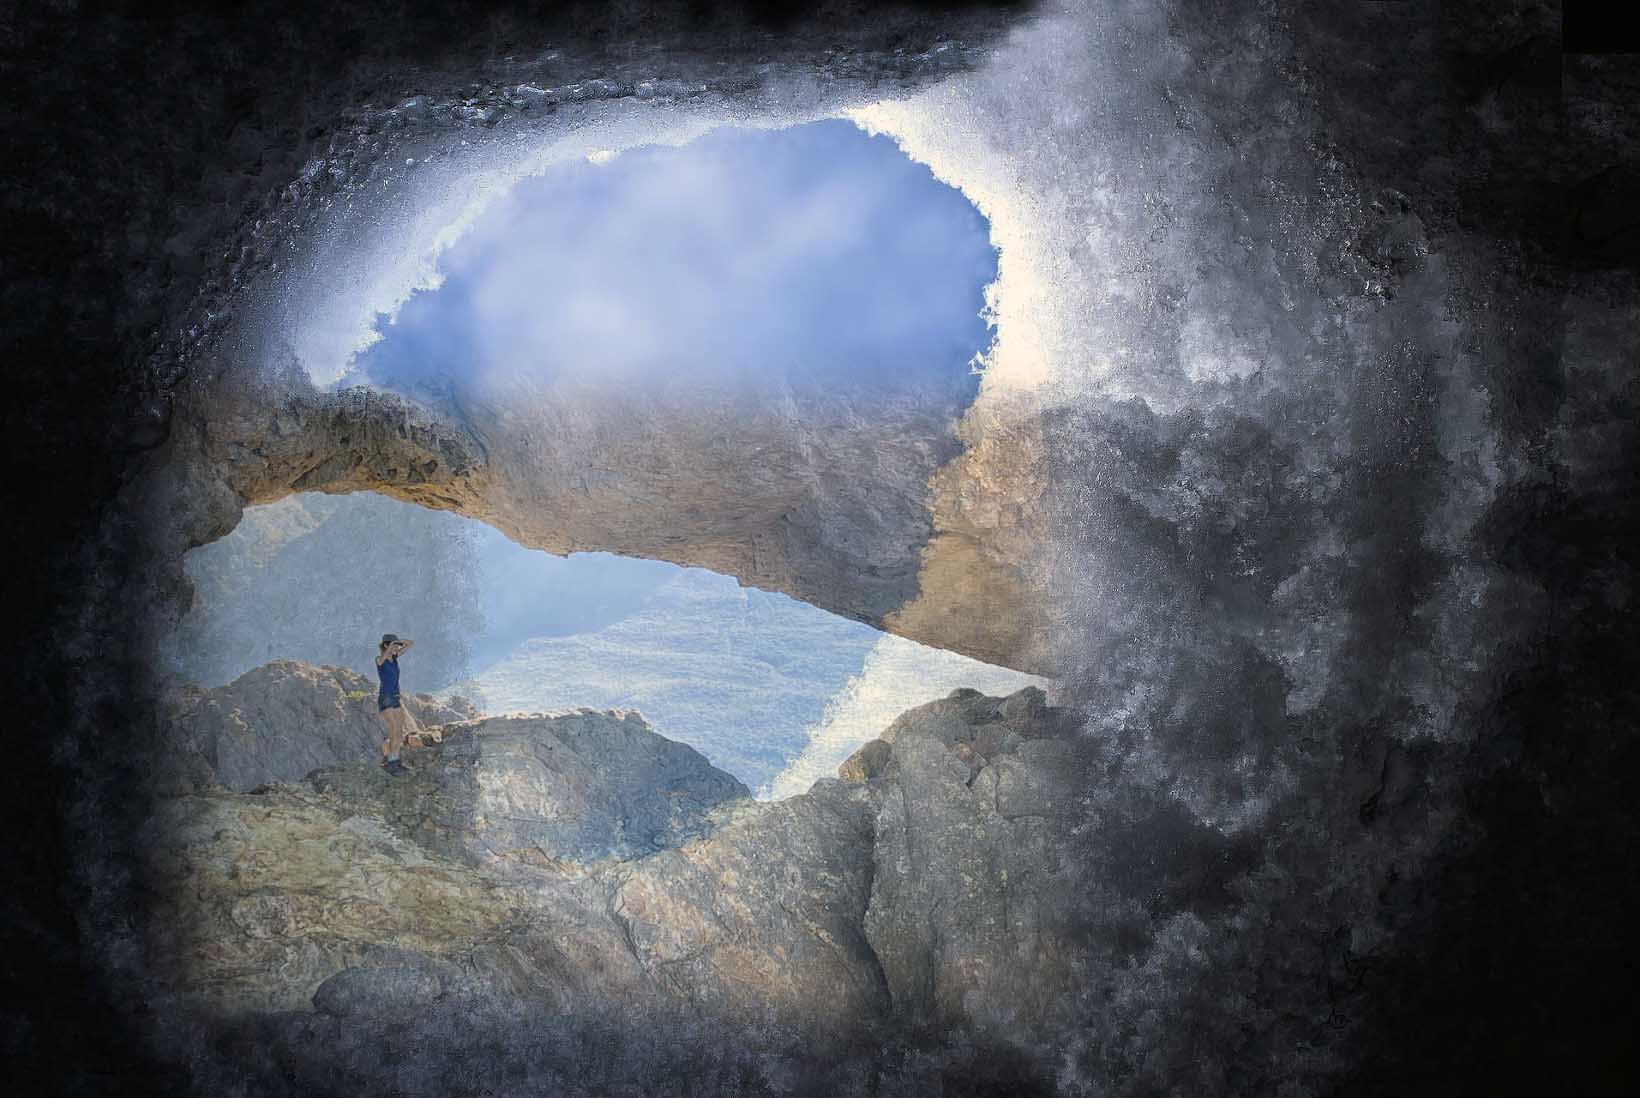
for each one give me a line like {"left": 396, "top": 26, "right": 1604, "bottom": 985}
{"left": 376, "top": 634, "right": 416, "bottom": 775}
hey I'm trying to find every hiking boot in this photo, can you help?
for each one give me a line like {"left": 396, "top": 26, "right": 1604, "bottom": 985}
{"left": 384, "top": 758, "right": 410, "bottom": 776}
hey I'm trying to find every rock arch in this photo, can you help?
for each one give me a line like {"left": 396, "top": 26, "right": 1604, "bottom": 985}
{"left": 133, "top": 4, "right": 1057, "bottom": 675}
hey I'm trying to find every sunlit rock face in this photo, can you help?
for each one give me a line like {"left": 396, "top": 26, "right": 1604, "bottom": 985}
{"left": 165, "top": 489, "right": 1050, "bottom": 791}
{"left": 144, "top": 665, "right": 1259, "bottom": 1092}
{"left": 141, "top": 662, "right": 1088, "bottom": 1068}
{"left": 847, "top": 688, "right": 1098, "bottom": 1033}
{"left": 143, "top": 664, "right": 1096, "bottom": 1087}
{"left": 121, "top": 1, "right": 1049, "bottom": 677}
{"left": 161, "top": 662, "right": 748, "bottom": 861}
{"left": 361, "top": 710, "right": 751, "bottom": 865}
{"left": 149, "top": 307, "right": 1047, "bottom": 673}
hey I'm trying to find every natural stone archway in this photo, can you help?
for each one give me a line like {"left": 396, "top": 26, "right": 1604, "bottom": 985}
{"left": 143, "top": 346, "right": 1052, "bottom": 674}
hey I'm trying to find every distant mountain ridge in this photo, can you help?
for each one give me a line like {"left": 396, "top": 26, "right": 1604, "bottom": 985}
{"left": 463, "top": 567, "right": 1047, "bottom": 792}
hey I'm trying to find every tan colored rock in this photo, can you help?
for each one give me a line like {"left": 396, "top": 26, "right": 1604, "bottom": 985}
{"left": 142, "top": 668, "right": 1100, "bottom": 1054}
{"left": 609, "top": 781, "right": 886, "bottom": 1034}
{"left": 163, "top": 659, "right": 476, "bottom": 792}
{"left": 140, "top": 780, "right": 532, "bottom": 1014}
{"left": 147, "top": 354, "right": 1056, "bottom": 676}
{"left": 858, "top": 687, "right": 1101, "bottom": 1040}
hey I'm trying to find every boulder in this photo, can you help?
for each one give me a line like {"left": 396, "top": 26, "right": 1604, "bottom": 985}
{"left": 855, "top": 687, "right": 1101, "bottom": 1037}
{"left": 609, "top": 779, "right": 886, "bottom": 1034}
{"left": 315, "top": 709, "right": 752, "bottom": 867}
{"left": 139, "top": 779, "right": 530, "bottom": 1015}
{"left": 164, "top": 660, "right": 478, "bottom": 792}
{"left": 838, "top": 738, "right": 891, "bottom": 782}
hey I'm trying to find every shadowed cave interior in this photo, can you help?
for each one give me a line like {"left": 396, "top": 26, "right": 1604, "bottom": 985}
{"left": 10, "top": 2, "right": 1639, "bottom": 1096}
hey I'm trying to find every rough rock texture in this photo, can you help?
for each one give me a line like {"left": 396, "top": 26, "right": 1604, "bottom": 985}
{"left": 9, "top": 1, "right": 1639, "bottom": 1095}
{"left": 308, "top": 709, "right": 752, "bottom": 866}
{"left": 96, "top": 0, "right": 1049, "bottom": 677}
{"left": 145, "top": 324, "right": 1043, "bottom": 674}
{"left": 139, "top": 671, "right": 1097, "bottom": 1088}
{"left": 312, "top": 962, "right": 445, "bottom": 1018}
{"left": 854, "top": 688, "right": 1100, "bottom": 1036}
{"left": 9, "top": 5, "right": 1042, "bottom": 1086}
{"left": 141, "top": 778, "right": 537, "bottom": 1015}
{"left": 143, "top": 684, "right": 754, "bottom": 1018}
{"left": 608, "top": 780, "right": 888, "bottom": 1034}
{"left": 161, "top": 660, "right": 476, "bottom": 792}
{"left": 837, "top": 737, "right": 892, "bottom": 782}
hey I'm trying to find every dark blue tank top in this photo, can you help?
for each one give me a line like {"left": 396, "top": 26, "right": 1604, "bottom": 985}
{"left": 377, "top": 655, "right": 400, "bottom": 699}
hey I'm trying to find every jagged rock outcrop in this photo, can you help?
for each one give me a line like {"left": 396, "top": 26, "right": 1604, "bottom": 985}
{"left": 159, "top": 660, "right": 477, "bottom": 793}
{"left": 309, "top": 709, "right": 751, "bottom": 866}
{"left": 20, "top": 0, "right": 1636, "bottom": 1093}
{"left": 142, "top": 665, "right": 1101, "bottom": 1064}
{"left": 845, "top": 687, "right": 1097, "bottom": 1032}
{"left": 609, "top": 779, "right": 888, "bottom": 1034}
{"left": 102, "top": 0, "right": 1050, "bottom": 681}
{"left": 142, "top": 777, "right": 541, "bottom": 1014}
{"left": 144, "top": 685, "right": 752, "bottom": 1017}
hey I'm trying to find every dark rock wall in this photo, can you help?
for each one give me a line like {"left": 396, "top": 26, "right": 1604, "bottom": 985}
{"left": 1024, "top": 5, "right": 1639, "bottom": 1094}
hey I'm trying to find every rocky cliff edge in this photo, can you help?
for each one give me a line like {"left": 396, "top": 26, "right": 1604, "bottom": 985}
{"left": 141, "top": 662, "right": 1113, "bottom": 1079}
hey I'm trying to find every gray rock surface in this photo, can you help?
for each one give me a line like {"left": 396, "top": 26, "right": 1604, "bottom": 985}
{"left": 838, "top": 738, "right": 892, "bottom": 782}
{"left": 857, "top": 688, "right": 1097, "bottom": 1036}
{"left": 609, "top": 777, "right": 887, "bottom": 1035}
{"left": 18, "top": 0, "right": 1631, "bottom": 1093}
{"left": 163, "top": 660, "right": 477, "bottom": 792}
{"left": 148, "top": 341, "right": 1047, "bottom": 677}
{"left": 142, "top": 669, "right": 1101, "bottom": 1067}
{"left": 309, "top": 708, "right": 752, "bottom": 866}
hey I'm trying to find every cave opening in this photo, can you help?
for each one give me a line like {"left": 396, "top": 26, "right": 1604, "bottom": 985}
{"left": 13, "top": 1, "right": 1623, "bottom": 1092}
{"left": 168, "top": 488, "right": 1045, "bottom": 796}
{"left": 164, "top": 118, "right": 1045, "bottom": 798}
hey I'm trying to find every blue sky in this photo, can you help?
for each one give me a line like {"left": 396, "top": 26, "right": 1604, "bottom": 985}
{"left": 332, "top": 118, "right": 999, "bottom": 668}
{"left": 182, "top": 129, "right": 1018, "bottom": 779}
{"left": 429, "top": 123, "right": 997, "bottom": 662}
{"left": 344, "top": 118, "right": 997, "bottom": 395}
